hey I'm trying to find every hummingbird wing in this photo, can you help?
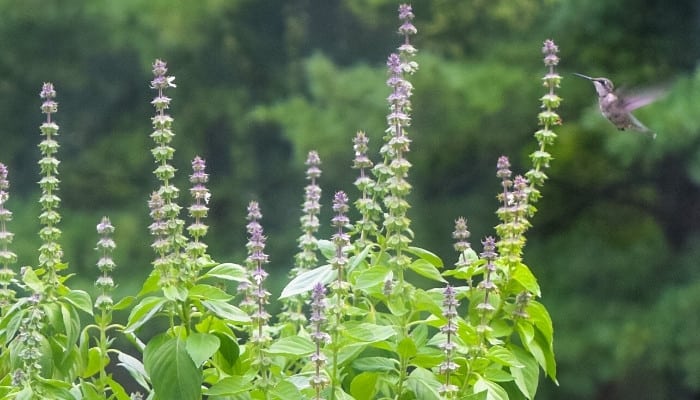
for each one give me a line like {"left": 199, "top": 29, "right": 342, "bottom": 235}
{"left": 620, "top": 86, "right": 666, "bottom": 111}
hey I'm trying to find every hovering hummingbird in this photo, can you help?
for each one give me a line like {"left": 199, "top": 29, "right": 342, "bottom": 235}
{"left": 574, "top": 73, "right": 662, "bottom": 139}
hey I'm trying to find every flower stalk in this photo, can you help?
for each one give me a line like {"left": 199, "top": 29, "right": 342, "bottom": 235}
{"left": 37, "top": 82, "right": 64, "bottom": 293}
{"left": 0, "top": 163, "right": 17, "bottom": 311}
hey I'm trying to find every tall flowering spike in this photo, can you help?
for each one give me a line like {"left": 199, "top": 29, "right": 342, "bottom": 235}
{"left": 244, "top": 201, "right": 271, "bottom": 343}
{"left": 526, "top": 39, "right": 562, "bottom": 205}
{"left": 452, "top": 217, "right": 471, "bottom": 253}
{"left": 95, "top": 217, "right": 116, "bottom": 311}
{"left": 328, "top": 191, "right": 351, "bottom": 396}
{"left": 439, "top": 284, "right": 459, "bottom": 398}
{"left": 373, "top": 4, "right": 419, "bottom": 278}
{"left": 496, "top": 155, "right": 513, "bottom": 202}
{"left": 495, "top": 174, "right": 532, "bottom": 266}
{"left": 0, "top": 163, "right": 17, "bottom": 308}
{"left": 149, "top": 59, "right": 187, "bottom": 285}
{"left": 309, "top": 282, "right": 331, "bottom": 398}
{"left": 15, "top": 293, "right": 45, "bottom": 385}
{"left": 244, "top": 201, "right": 272, "bottom": 390}
{"left": 187, "top": 156, "right": 210, "bottom": 262}
{"left": 148, "top": 191, "right": 173, "bottom": 285}
{"left": 330, "top": 191, "right": 351, "bottom": 293}
{"left": 476, "top": 237, "right": 498, "bottom": 338}
{"left": 293, "top": 151, "right": 322, "bottom": 275}
{"left": 37, "top": 82, "right": 64, "bottom": 289}
{"left": 352, "top": 131, "right": 380, "bottom": 247}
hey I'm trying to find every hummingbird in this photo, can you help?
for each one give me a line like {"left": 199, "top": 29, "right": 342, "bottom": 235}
{"left": 574, "top": 73, "right": 661, "bottom": 139}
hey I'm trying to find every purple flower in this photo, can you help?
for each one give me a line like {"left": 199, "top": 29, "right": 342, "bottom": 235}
{"left": 398, "top": 4, "right": 417, "bottom": 36}
{"left": 150, "top": 59, "right": 177, "bottom": 90}
{"left": 39, "top": 82, "right": 58, "bottom": 116}
{"left": 542, "top": 39, "right": 560, "bottom": 66}
{"left": 480, "top": 237, "right": 497, "bottom": 262}
{"left": 331, "top": 191, "right": 349, "bottom": 228}
{"left": 452, "top": 217, "right": 471, "bottom": 252}
{"left": 496, "top": 156, "right": 512, "bottom": 180}
{"left": 305, "top": 151, "right": 322, "bottom": 181}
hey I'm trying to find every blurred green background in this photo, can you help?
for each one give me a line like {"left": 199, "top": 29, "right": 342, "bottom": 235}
{"left": 1, "top": 0, "right": 700, "bottom": 398}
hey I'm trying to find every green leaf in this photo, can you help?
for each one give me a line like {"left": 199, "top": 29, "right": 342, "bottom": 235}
{"left": 144, "top": 334, "right": 201, "bottom": 400}
{"left": 474, "top": 377, "right": 509, "bottom": 400}
{"left": 527, "top": 301, "right": 554, "bottom": 348}
{"left": 63, "top": 289, "right": 94, "bottom": 315}
{"left": 351, "top": 357, "right": 399, "bottom": 372}
{"left": 79, "top": 382, "right": 101, "bottom": 400}
{"left": 188, "top": 283, "right": 234, "bottom": 301}
{"left": 117, "top": 351, "right": 150, "bottom": 391}
{"left": 405, "top": 367, "right": 442, "bottom": 400}
{"left": 397, "top": 337, "right": 417, "bottom": 360}
{"left": 344, "top": 323, "right": 396, "bottom": 343}
{"left": 517, "top": 322, "right": 557, "bottom": 383}
{"left": 523, "top": 301, "right": 556, "bottom": 383}
{"left": 34, "top": 378, "right": 74, "bottom": 400}
{"left": 336, "top": 343, "right": 369, "bottom": 366}
{"left": 411, "top": 289, "right": 444, "bottom": 316}
{"left": 212, "top": 330, "right": 240, "bottom": 372}
{"left": 317, "top": 239, "right": 335, "bottom": 259}
{"left": 186, "top": 333, "right": 220, "bottom": 367}
{"left": 349, "top": 243, "right": 373, "bottom": 270}
{"left": 201, "top": 262, "right": 249, "bottom": 282}
{"left": 510, "top": 345, "right": 539, "bottom": 400}
{"left": 407, "top": 246, "right": 444, "bottom": 268}
{"left": 60, "top": 301, "right": 80, "bottom": 357}
{"left": 267, "top": 335, "right": 316, "bottom": 357}
{"left": 350, "top": 372, "right": 379, "bottom": 400}
{"left": 137, "top": 271, "right": 161, "bottom": 297}
{"left": 112, "top": 296, "right": 135, "bottom": 311}
{"left": 460, "top": 391, "right": 488, "bottom": 400}
{"left": 487, "top": 346, "right": 523, "bottom": 368}
{"left": 353, "top": 265, "right": 391, "bottom": 291}
{"left": 201, "top": 300, "right": 250, "bottom": 324}
{"left": 205, "top": 376, "right": 253, "bottom": 396}
{"left": 125, "top": 297, "right": 167, "bottom": 333}
{"left": 105, "top": 377, "right": 131, "bottom": 400}
{"left": 387, "top": 295, "right": 409, "bottom": 316}
{"left": 511, "top": 263, "right": 541, "bottom": 296}
{"left": 163, "top": 285, "right": 188, "bottom": 302}
{"left": 279, "top": 264, "right": 336, "bottom": 299}
{"left": 332, "top": 387, "right": 355, "bottom": 400}
{"left": 270, "top": 379, "right": 305, "bottom": 400}
{"left": 83, "top": 347, "right": 105, "bottom": 378}
{"left": 21, "top": 267, "right": 44, "bottom": 293}
{"left": 408, "top": 259, "right": 447, "bottom": 283}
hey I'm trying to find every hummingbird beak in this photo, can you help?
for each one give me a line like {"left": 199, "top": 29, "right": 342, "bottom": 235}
{"left": 573, "top": 72, "right": 594, "bottom": 80}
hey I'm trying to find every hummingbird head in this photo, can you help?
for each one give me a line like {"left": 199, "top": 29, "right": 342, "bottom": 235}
{"left": 573, "top": 73, "right": 614, "bottom": 97}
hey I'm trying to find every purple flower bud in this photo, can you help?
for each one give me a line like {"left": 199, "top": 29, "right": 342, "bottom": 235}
{"left": 96, "top": 216, "right": 114, "bottom": 236}
{"left": 542, "top": 39, "right": 559, "bottom": 66}
{"left": 40, "top": 83, "right": 58, "bottom": 115}
{"left": 496, "top": 156, "right": 512, "bottom": 179}
{"left": 0, "top": 163, "right": 8, "bottom": 205}
{"left": 398, "top": 5, "right": 417, "bottom": 36}
{"left": 40, "top": 82, "right": 56, "bottom": 100}
{"left": 452, "top": 217, "right": 471, "bottom": 252}
{"left": 386, "top": 53, "right": 402, "bottom": 76}
{"left": 305, "top": 151, "right": 322, "bottom": 180}
{"left": 247, "top": 201, "right": 262, "bottom": 221}
{"left": 480, "top": 237, "right": 497, "bottom": 261}
{"left": 331, "top": 191, "right": 350, "bottom": 228}
{"left": 150, "top": 59, "right": 177, "bottom": 90}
